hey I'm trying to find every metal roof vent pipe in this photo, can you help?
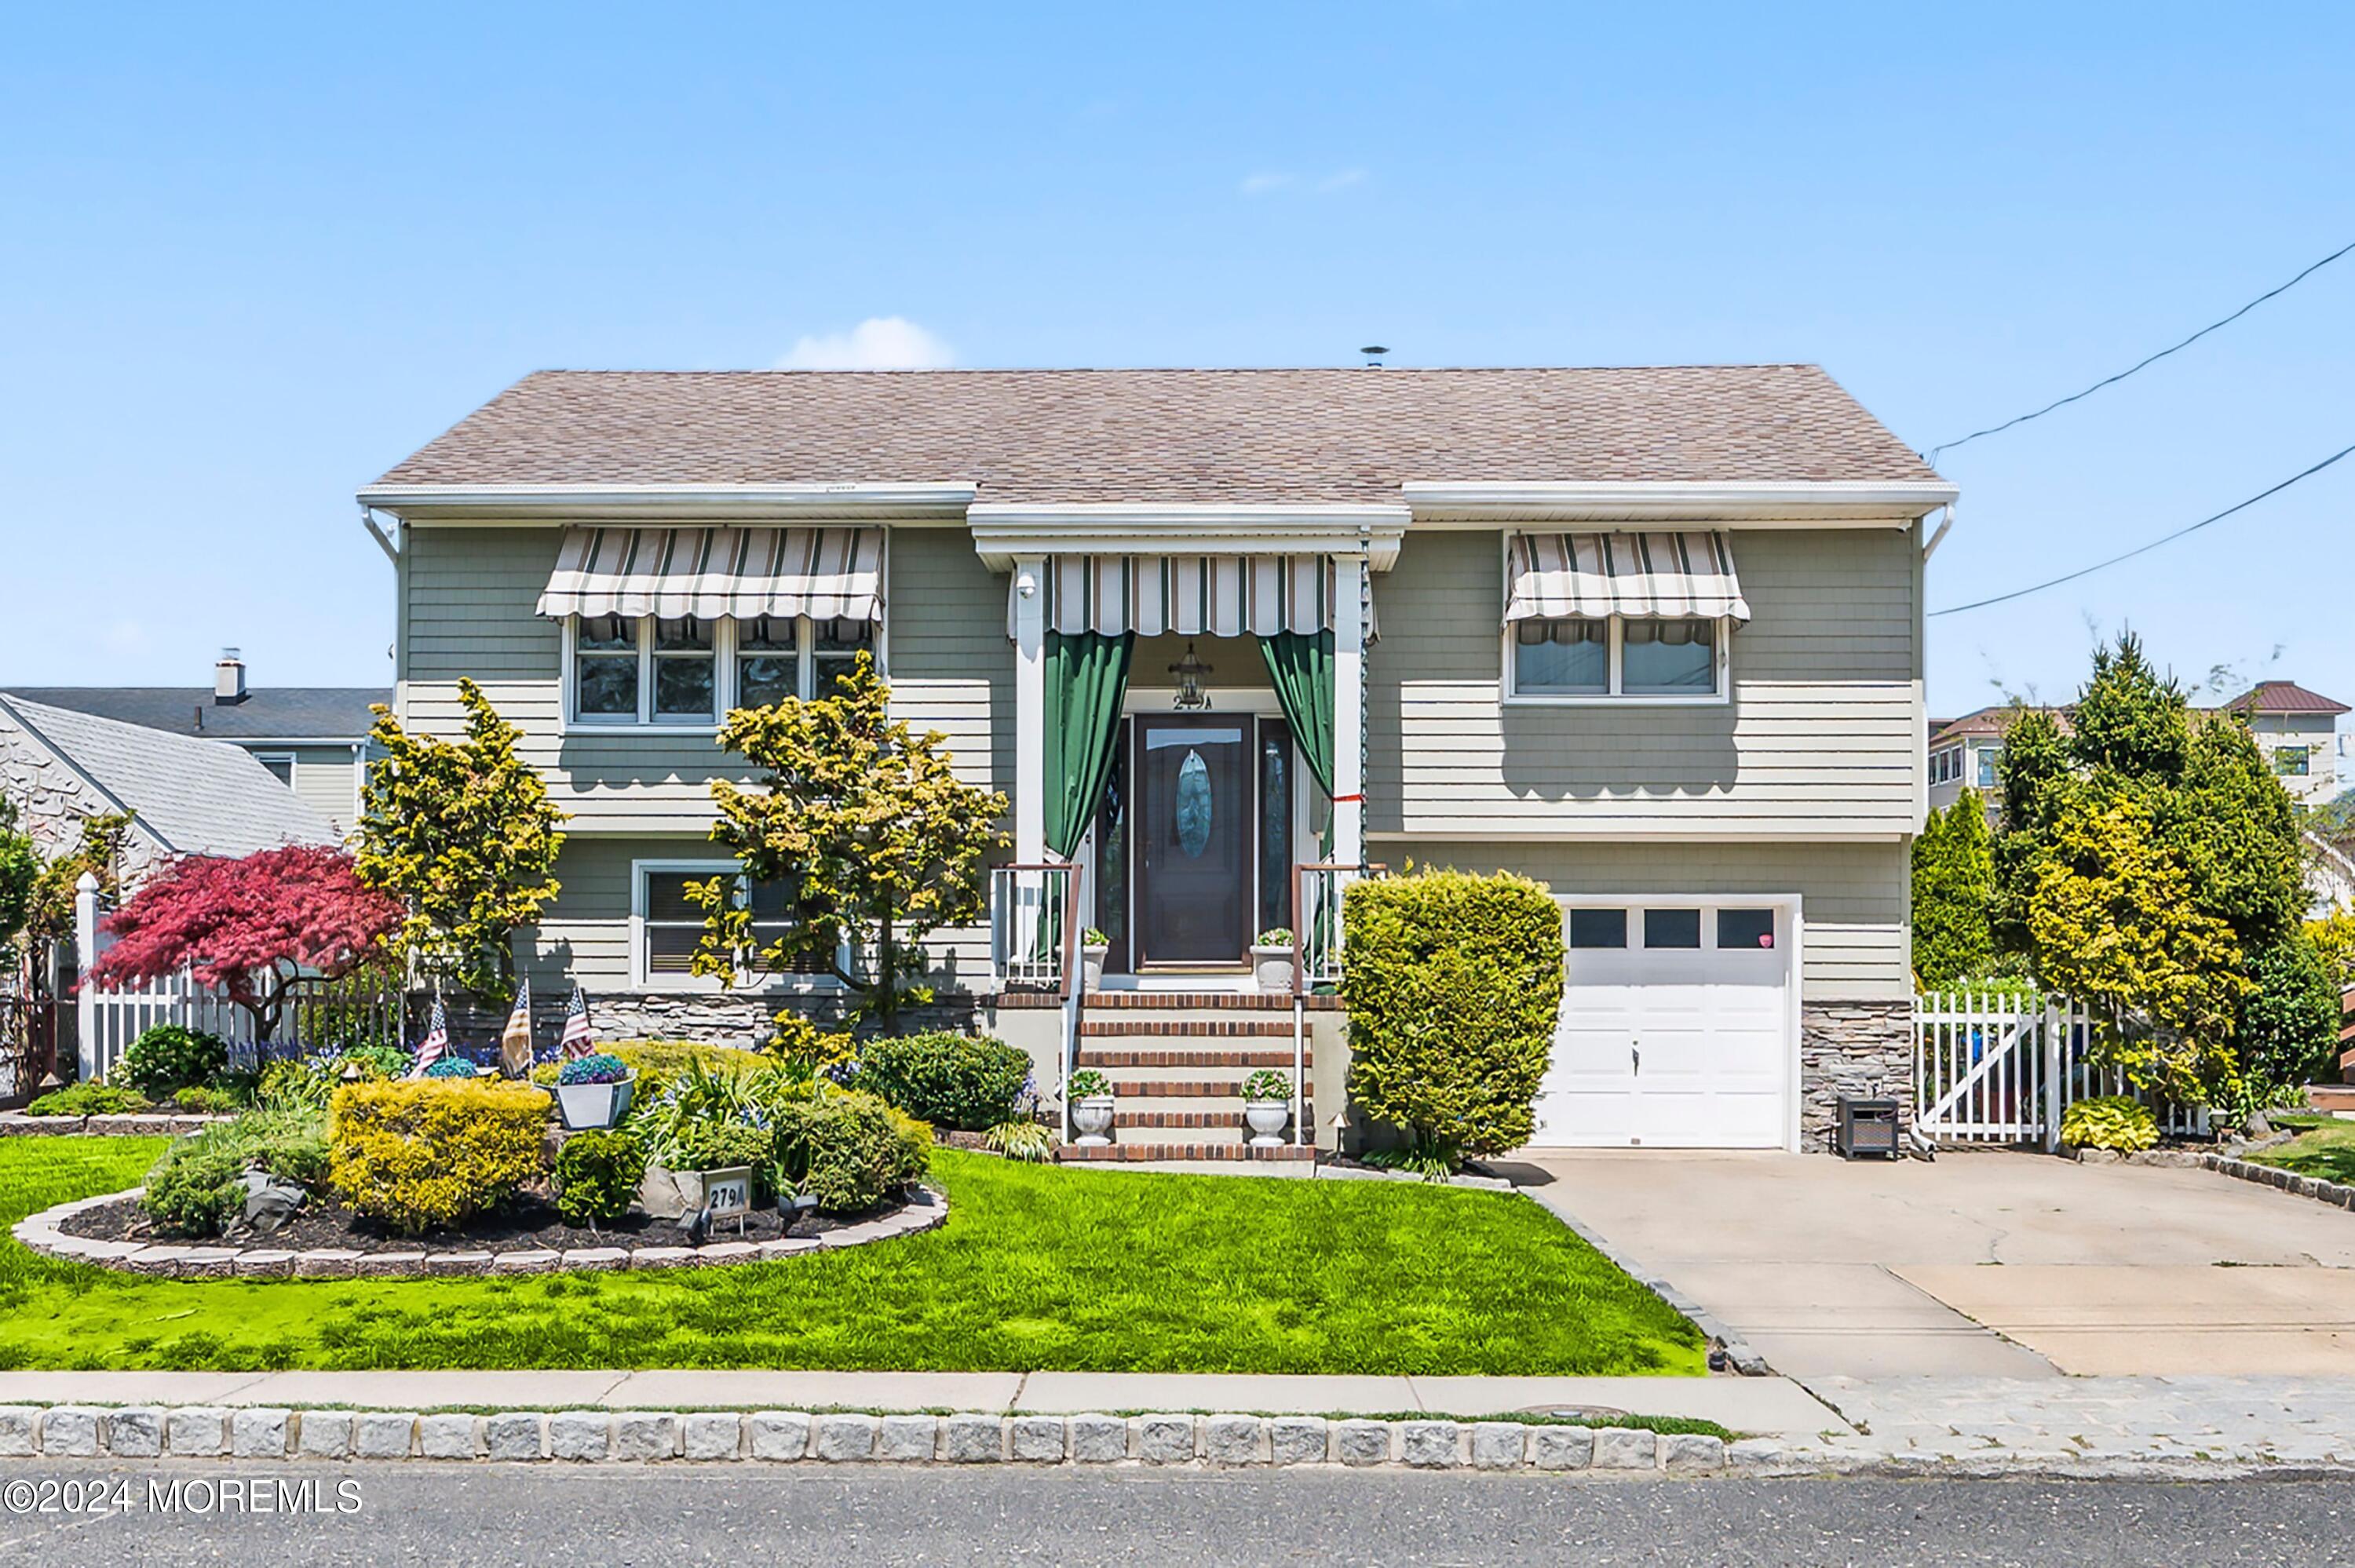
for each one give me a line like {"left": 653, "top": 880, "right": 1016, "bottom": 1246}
{"left": 214, "top": 648, "right": 248, "bottom": 705}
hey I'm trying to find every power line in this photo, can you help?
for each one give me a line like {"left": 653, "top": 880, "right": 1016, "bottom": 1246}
{"left": 1925, "top": 239, "right": 2355, "bottom": 465}
{"left": 1928, "top": 439, "right": 2355, "bottom": 617}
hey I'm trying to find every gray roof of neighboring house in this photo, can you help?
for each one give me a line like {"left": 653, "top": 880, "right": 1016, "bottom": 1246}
{"left": 372, "top": 366, "right": 1944, "bottom": 502}
{"left": 0, "top": 687, "right": 388, "bottom": 742}
{"left": 0, "top": 695, "right": 340, "bottom": 858}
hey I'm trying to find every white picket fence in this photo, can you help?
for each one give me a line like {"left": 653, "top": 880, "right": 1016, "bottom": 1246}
{"left": 1914, "top": 990, "right": 2211, "bottom": 1148}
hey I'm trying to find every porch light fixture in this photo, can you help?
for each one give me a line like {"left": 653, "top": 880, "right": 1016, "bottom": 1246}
{"left": 1014, "top": 567, "right": 1039, "bottom": 599}
{"left": 1169, "top": 641, "right": 1213, "bottom": 710}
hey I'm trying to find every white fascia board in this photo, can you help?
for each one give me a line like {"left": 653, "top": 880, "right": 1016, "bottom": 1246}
{"left": 1400, "top": 480, "right": 1959, "bottom": 524}
{"left": 356, "top": 481, "right": 979, "bottom": 521}
{"left": 968, "top": 501, "right": 1411, "bottom": 572}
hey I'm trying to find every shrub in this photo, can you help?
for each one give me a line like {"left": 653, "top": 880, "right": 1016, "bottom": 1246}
{"left": 25, "top": 1081, "right": 151, "bottom": 1117}
{"left": 855, "top": 1032, "right": 1031, "bottom": 1131}
{"left": 142, "top": 1107, "right": 332, "bottom": 1237}
{"left": 633, "top": 1054, "right": 805, "bottom": 1168}
{"left": 171, "top": 1085, "right": 243, "bottom": 1114}
{"left": 983, "top": 1119, "right": 1055, "bottom": 1162}
{"left": 666, "top": 1119, "right": 775, "bottom": 1174}
{"left": 767, "top": 1092, "right": 930, "bottom": 1214}
{"left": 422, "top": 1054, "right": 480, "bottom": 1080}
{"left": 2061, "top": 1095, "right": 2160, "bottom": 1152}
{"left": 606, "top": 1041, "right": 766, "bottom": 1103}
{"left": 2236, "top": 932, "right": 2342, "bottom": 1093}
{"left": 328, "top": 1078, "right": 549, "bottom": 1234}
{"left": 1064, "top": 1069, "right": 1110, "bottom": 1099}
{"left": 553, "top": 1130, "right": 646, "bottom": 1227}
{"left": 1241, "top": 1068, "right": 1291, "bottom": 1102}
{"left": 559, "top": 1052, "right": 630, "bottom": 1086}
{"left": 114, "top": 1025, "right": 228, "bottom": 1100}
{"left": 257, "top": 1045, "right": 412, "bottom": 1114}
{"left": 1340, "top": 869, "right": 1565, "bottom": 1166}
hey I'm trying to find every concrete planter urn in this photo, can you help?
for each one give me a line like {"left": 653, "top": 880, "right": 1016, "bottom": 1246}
{"left": 1241, "top": 1069, "right": 1292, "bottom": 1148}
{"left": 1070, "top": 1097, "right": 1117, "bottom": 1147}
{"left": 553, "top": 1075, "right": 634, "bottom": 1132}
{"left": 1080, "top": 941, "right": 1109, "bottom": 994}
{"left": 1251, "top": 944, "right": 1294, "bottom": 994}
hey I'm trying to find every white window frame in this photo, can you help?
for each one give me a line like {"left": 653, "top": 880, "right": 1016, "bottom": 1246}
{"left": 629, "top": 858, "right": 847, "bottom": 994}
{"left": 1974, "top": 745, "right": 2002, "bottom": 789}
{"left": 1501, "top": 614, "right": 1732, "bottom": 706}
{"left": 564, "top": 614, "right": 885, "bottom": 733}
{"left": 250, "top": 749, "right": 298, "bottom": 788}
{"left": 2276, "top": 744, "right": 2313, "bottom": 778}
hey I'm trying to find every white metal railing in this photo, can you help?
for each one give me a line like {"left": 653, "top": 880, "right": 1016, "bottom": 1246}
{"left": 1914, "top": 990, "right": 2211, "bottom": 1148}
{"left": 1289, "top": 862, "right": 1365, "bottom": 997}
{"left": 990, "top": 863, "right": 1076, "bottom": 994}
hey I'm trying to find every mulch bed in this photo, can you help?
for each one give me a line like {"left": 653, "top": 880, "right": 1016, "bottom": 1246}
{"left": 57, "top": 1189, "right": 909, "bottom": 1256}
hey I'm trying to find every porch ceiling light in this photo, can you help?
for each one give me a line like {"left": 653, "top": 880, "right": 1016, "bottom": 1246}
{"left": 1170, "top": 641, "right": 1214, "bottom": 710}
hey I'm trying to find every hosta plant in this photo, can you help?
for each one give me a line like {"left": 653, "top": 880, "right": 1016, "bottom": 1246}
{"left": 2061, "top": 1095, "right": 2160, "bottom": 1153}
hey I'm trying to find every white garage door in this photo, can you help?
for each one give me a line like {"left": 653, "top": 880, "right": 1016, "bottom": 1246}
{"left": 1528, "top": 902, "right": 1794, "bottom": 1150}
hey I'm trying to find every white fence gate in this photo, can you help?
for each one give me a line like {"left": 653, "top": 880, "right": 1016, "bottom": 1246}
{"left": 1914, "top": 990, "right": 2211, "bottom": 1148}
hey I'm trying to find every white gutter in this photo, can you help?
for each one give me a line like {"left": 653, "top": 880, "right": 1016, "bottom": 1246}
{"left": 1923, "top": 501, "right": 1957, "bottom": 560}
{"left": 359, "top": 505, "right": 400, "bottom": 563}
{"left": 1399, "top": 480, "right": 1959, "bottom": 523}
{"left": 356, "top": 481, "right": 980, "bottom": 520}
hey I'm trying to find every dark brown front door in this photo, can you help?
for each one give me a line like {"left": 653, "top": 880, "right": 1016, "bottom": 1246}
{"left": 1134, "top": 717, "right": 1251, "bottom": 966}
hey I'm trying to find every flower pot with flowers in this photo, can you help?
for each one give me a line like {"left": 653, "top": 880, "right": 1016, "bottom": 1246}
{"left": 1064, "top": 1068, "right": 1116, "bottom": 1147}
{"left": 553, "top": 1052, "right": 636, "bottom": 1131}
{"left": 1240, "top": 1067, "right": 1293, "bottom": 1147}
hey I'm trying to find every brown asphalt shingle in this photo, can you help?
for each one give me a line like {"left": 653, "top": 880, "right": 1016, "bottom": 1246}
{"left": 372, "top": 366, "right": 1940, "bottom": 502}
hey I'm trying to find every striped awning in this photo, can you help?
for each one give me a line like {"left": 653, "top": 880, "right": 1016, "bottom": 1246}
{"left": 535, "top": 527, "right": 883, "bottom": 621}
{"left": 1010, "top": 555, "right": 1366, "bottom": 639}
{"left": 1503, "top": 531, "right": 1751, "bottom": 624}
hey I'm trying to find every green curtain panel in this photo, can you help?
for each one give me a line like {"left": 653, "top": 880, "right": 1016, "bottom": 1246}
{"left": 1046, "top": 630, "right": 1135, "bottom": 859}
{"left": 1258, "top": 630, "right": 1335, "bottom": 798}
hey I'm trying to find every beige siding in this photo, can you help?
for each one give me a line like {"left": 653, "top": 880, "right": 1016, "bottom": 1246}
{"left": 262, "top": 745, "right": 363, "bottom": 835}
{"left": 1367, "top": 528, "right": 1920, "bottom": 838}
{"left": 1397, "top": 839, "right": 1910, "bottom": 1001}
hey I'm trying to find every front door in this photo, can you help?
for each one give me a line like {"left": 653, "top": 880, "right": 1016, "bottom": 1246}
{"left": 1133, "top": 717, "right": 1252, "bottom": 967}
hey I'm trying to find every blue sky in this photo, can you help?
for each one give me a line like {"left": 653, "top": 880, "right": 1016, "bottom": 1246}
{"left": 4, "top": 2, "right": 2350, "bottom": 728}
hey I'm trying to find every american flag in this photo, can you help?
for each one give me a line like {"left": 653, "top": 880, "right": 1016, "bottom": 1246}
{"left": 558, "top": 985, "right": 597, "bottom": 1059}
{"left": 409, "top": 995, "right": 449, "bottom": 1078}
{"left": 498, "top": 977, "right": 534, "bottom": 1078}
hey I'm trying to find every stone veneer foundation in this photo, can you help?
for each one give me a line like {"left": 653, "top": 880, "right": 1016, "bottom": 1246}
{"left": 1798, "top": 1000, "right": 1912, "bottom": 1150}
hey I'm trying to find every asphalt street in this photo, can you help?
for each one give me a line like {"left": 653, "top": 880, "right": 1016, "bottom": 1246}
{"left": 2, "top": 1463, "right": 2353, "bottom": 1566}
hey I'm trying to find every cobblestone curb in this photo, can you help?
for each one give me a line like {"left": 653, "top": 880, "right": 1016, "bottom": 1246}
{"left": 5, "top": 1406, "right": 2350, "bottom": 1479}
{"left": 0, "top": 1112, "right": 234, "bottom": 1138}
{"left": 2194, "top": 1152, "right": 2355, "bottom": 1211}
{"left": 9, "top": 1187, "right": 947, "bottom": 1278}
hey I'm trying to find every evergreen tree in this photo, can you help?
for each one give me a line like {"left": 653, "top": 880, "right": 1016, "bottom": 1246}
{"left": 2236, "top": 929, "right": 2342, "bottom": 1094}
{"left": 1911, "top": 791, "right": 1997, "bottom": 989}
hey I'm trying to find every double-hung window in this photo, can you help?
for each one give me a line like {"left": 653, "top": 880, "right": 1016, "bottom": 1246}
{"left": 2276, "top": 746, "right": 2312, "bottom": 778}
{"left": 571, "top": 614, "right": 879, "bottom": 727}
{"left": 1508, "top": 616, "right": 1725, "bottom": 701}
{"left": 634, "top": 862, "right": 837, "bottom": 990}
{"left": 1975, "top": 746, "right": 2001, "bottom": 789}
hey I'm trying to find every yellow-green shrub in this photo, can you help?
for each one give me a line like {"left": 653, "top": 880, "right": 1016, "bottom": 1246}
{"left": 329, "top": 1078, "right": 550, "bottom": 1234}
{"left": 2061, "top": 1095, "right": 2159, "bottom": 1153}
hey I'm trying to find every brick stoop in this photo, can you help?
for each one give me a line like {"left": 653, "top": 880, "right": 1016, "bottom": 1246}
{"left": 1064, "top": 990, "right": 1318, "bottom": 1159}
{"left": 1059, "top": 1142, "right": 1317, "bottom": 1162}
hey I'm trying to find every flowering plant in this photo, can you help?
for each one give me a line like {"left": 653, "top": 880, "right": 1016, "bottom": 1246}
{"left": 558, "top": 1052, "right": 631, "bottom": 1087}
{"left": 424, "top": 1054, "right": 481, "bottom": 1080}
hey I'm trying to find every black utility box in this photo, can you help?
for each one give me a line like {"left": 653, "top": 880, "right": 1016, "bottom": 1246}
{"left": 1835, "top": 1096, "right": 1901, "bottom": 1160}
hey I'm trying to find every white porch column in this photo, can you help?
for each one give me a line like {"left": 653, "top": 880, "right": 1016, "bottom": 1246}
{"left": 1012, "top": 555, "right": 1047, "bottom": 863}
{"left": 72, "top": 871, "right": 100, "bottom": 1083}
{"left": 1331, "top": 551, "right": 1366, "bottom": 868}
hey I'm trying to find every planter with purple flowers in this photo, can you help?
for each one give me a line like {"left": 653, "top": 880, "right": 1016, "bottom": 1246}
{"left": 554, "top": 1053, "right": 636, "bottom": 1131}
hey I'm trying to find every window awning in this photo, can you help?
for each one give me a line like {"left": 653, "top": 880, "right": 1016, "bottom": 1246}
{"left": 1010, "top": 555, "right": 1369, "bottom": 638}
{"left": 535, "top": 527, "right": 883, "bottom": 622}
{"left": 1502, "top": 531, "right": 1751, "bottom": 625}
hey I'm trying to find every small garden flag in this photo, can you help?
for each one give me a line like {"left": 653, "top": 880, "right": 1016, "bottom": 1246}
{"left": 410, "top": 995, "right": 449, "bottom": 1078}
{"left": 558, "top": 985, "right": 597, "bottom": 1059}
{"left": 499, "top": 977, "right": 534, "bottom": 1078}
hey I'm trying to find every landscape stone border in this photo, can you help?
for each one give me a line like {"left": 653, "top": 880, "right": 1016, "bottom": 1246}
{"left": 2200, "top": 1151, "right": 2355, "bottom": 1212}
{"left": 2, "top": 1404, "right": 2349, "bottom": 1479}
{"left": 0, "top": 1111, "right": 236, "bottom": 1138}
{"left": 10, "top": 1186, "right": 947, "bottom": 1278}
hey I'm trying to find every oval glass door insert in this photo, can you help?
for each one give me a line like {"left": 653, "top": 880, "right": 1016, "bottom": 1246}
{"left": 1175, "top": 749, "right": 1212, "bottom": 858}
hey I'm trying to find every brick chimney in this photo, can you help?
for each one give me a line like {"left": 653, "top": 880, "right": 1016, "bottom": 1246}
{"left": 214, "top": 647, "right": 248, "bottom": 704}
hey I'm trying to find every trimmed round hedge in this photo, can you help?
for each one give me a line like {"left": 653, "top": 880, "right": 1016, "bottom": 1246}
{"left": 853, "top": 1032, "right": 1030, "bottom": 1131}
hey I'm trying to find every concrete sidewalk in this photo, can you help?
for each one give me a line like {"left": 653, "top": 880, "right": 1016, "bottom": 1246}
{"left": 0, "top": 1369, "right": 1842, "bottom": 1436}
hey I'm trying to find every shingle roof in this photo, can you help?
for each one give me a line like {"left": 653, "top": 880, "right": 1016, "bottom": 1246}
{"left": 0, "top": 687, "right": 387, "bottom": 741}
{"left": 372, "top": 366, "right": 1942, "bottom": 502}
{"left": 0, "top": 695, "right": 340, "bottom": 858}
{"left": 2221, "top": 680, "right": 2351, "bottom": 718}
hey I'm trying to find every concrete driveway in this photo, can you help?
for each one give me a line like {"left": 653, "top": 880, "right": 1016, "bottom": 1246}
{"left": 1504, "top": 1150, "right": 2355, "bottom": 1378}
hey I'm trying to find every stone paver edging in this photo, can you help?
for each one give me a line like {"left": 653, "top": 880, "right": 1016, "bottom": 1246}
{"left": 0, "top": 1110, "right": 233, "bottom": 1138}
{"left": 11, "top": 1186, "right": 947, "bottom": 1278}
{"left": 3, "top": 1402, "right": 2349, "bottom": 1480}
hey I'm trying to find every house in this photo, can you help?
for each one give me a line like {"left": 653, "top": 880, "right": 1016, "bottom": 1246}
{"left": 1926, "top": 706, "right": 2049, "bottom": 815}
{"left": 2219, "top": 680, "right": 2348, "bottom": 807}
{"left": 5, "top": 652, "right": 388, "bottom": 835}
{"left": 358, "top": 366, "right": 1958, "bottom": 1155}
{"left": 0, "top": 691, "right": 341, "bottom": 889}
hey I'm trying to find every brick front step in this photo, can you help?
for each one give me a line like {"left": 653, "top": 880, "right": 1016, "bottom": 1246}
{"left": 1083, "top": 1047, "right": 1313, "bottom": 1070}
{"left": 1083, "top": 991, "right": 1343, "bottom": 1012}
{"left": 1059, "top": 1142, "right": 1317, "bottom": 1162}
{"left": 1115, "top": 1107, "right": 1313, "bottom": 1130}
{"left": 1080, "top": 1018, "right": 1295, "bottom": 1038}
{"left": 1109, "top": 1078, "right": 1264, "bottom": 1098}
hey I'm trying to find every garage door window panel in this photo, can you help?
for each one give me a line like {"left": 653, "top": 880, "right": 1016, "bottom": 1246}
{"left": 1716, "top": 908, "right": 1776, "bottom": 950}
{"left": 1641, "top": 908, "right": 1702, "bottom": 949}
{"left": 1568, "top": 908, "right": 1628, "bottom": 949}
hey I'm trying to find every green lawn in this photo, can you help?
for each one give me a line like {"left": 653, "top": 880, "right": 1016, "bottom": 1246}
{"left": 0, "top": 1138, "right": 1703, "bottom": 1377}
{"left": 2245, "top": 1116, "right": 2355, "bottom": 1186}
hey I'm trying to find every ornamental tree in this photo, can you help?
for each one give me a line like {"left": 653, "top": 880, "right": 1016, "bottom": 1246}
{"left": 692, "top": 651, "right": 1007, "bottom": 1032}
{"left": 354, "top": 680, "right": 567, "bottom": 997}
{"left": 1910, "top": 789, "right": 1998, "bottom": 990}
{"left": 85, "top": 845, "right": 402, "bottom": 1039}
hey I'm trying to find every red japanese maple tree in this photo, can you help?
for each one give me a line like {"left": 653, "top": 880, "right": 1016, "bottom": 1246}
{"left": 86, "top": 845, "right": 402, "bottom": 1038}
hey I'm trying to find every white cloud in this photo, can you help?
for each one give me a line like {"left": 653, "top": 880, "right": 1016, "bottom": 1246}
{"left": 1316, "top": 167, "right": 1368, "bottom": 192}
{"left": 1240, "top": 172, "right": 1295, "bottom": 195}
{"left": 776, "top": 316, "right": 955, "bottom": 370}
{"left": 1240, "top": 169, "right": 1368, "bottom": 198}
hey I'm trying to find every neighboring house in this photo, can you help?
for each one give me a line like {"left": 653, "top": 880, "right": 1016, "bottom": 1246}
{"left": 5, "top": 652, "right": 388, "bottom": 835}
{"left": 2219, "top": 680, "right": 2348, "bottom": 807}
{"left": 1925, "top": 706, "right": 2057, "bottom": 815}
{"left": 359, "top": 365, "right": 1958, "bottom": 1154}
{"left": 0, "top": 691, "right": 340, "bottom": 889}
